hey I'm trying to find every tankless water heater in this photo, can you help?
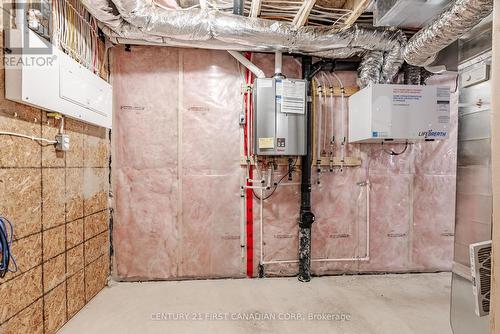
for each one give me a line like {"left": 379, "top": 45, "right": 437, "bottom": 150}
{"left": 253, "top": 78, "right": 307, "bottom": 156}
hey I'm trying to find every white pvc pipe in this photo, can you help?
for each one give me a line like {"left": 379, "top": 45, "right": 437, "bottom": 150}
{"left": 331, "top": 72, "right": 346, "bottom": 168}
{"left": 262, "top": 257, "right": 370, "bottom": 265}
{"left": 240, "top": 183, "right": 246, "bottom": 265}
{"left": 259, "top": 187, "right": 264, "bottom": 266}
{"left": 243, "top": 167, "right": 272, "bottom": 190}
{"left": 315, "top": 80, "right": 323, "bottom": 164}
{"left": 279, "top": 182, "right": 301, "bottom": 186}
{"left": 274, "top": 51, "right": 282, "bottom": 75}
{"left": 261, "top": 179, "right": 371, "bottom": 266}
{"left": 322, "top": 87, "right": 328, "bottom": 154}
{"left": 340, "top": 90, "right": 346, "bottom": 167}
{"left": 330, "top": 85, "right": 335, "bottom": 146}
{"left": 228, "top": 51, "right": 266, "bottom": 79}
{"left": 365, "top": 180, "right": 370, "bottom": 258}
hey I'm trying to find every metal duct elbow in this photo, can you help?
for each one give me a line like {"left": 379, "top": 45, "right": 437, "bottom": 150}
{"left": 357, "top": 51, "right": 384, "bottom": 88}
{"left": 404, "top": 0, "right": 493, "bottom": 66}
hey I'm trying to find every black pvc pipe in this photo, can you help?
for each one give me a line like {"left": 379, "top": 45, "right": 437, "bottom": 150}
{"left": 233, "top": 0, "right": 244, "bottom": 15}
{"left": 298, "top": 56, "right": 316, "bottom": 282}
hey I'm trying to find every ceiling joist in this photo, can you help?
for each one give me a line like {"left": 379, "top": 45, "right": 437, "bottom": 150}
{"left": 249, "top": 0, "right": 263, "bottom": 18}
{"left": 292, "top": 0, "right": 318, "bottom": 27}
{"left": 342, "top": 0, "right": 371, "bottom": 26}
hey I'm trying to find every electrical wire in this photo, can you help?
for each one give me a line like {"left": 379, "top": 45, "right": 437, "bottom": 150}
{"left": 0, "top": 131, "right": 57, "bottom": 144}
{"left": 253, "top": 157, "right": 298, "bottom": 201}
{"left": 52, "top": 0, "right": 102, "bottom": 74}
{"left": 381, "top": 141, "right": 409, "bottom": 156}
{"left": 0, "top": 216, "right": 17, "bottom": 278}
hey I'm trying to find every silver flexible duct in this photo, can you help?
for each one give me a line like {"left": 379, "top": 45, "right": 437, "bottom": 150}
{"left": 404, "top": 0, "right": 493, "bottom": 66}
{"left": 81, "top": 0, "right": 406, "bottom": 85}
{"left": 357, "top": 51, "right": 384, "bottom": 88}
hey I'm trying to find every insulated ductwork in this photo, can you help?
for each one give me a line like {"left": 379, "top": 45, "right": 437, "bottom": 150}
{"left": 404, "top": 0, "right": 493, "bottom": 66}
{"left": 357, "top": 51, "right": 384, "bottom": 88}
{"left": 81, "top": 0, "right": 406, "bottom": 85}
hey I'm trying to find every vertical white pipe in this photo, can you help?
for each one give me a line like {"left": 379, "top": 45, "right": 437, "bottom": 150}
{"left": 259, "top": 187, "right": 264, "bottom": 266}
{"left": 246, "top": 80, "right": 251, "bottom": 160}
{"left": 365, "top": 180, "right": 370, "bottom": 258}
{"left": 177, "top": 50, "right": 184, "bottom": 274}
{"left": 331, "top": 72, "right": 346, "bottom": 168}
{"left": 329, "top": 87, "right": 334, "bottom": 150}
{"left": 275, "top": 51, "right": 282, "bottom": 75}
{"left": 240, "top": 185, "right": 246, "bottom": 267}
{"left": 340, "top": 90, "right": 346, "bottom": 167}
{"left": 316, "top": 81, "right": 322, "bottom": 163}
{"left": 322, "top": 91, "right": 328, "bottom": 153}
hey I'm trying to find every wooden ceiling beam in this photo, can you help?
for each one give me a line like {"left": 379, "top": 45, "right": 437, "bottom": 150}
{"left": 342, "top": 0, "right": 370, "bottom": 27}
{"left": 292, "top": 0, "right": 317, "bottom": 28}
{"left": 249, "top": 0, "right": 263, "bottom": 17}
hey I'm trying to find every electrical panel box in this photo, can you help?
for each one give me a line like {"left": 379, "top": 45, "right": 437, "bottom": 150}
{"left": 4, "top": 27, "right": 112, "bottom": 128}
{"left": 348, "top": 84, "right": 450, "bottom": 143}
{"left": 253, "top": 78, "right": 307, "bottom": 155}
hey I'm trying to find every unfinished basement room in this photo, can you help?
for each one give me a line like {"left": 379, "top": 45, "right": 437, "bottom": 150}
{"left": 1, "top": 0, "right": 500, "bottom": 333}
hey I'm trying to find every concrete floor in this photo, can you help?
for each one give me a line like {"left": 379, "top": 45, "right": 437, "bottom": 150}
{"left": 59, "top": 273, "right": 453, "bottom": 334}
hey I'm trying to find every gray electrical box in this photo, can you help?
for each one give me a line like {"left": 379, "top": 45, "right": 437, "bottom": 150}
{"left": 253, "top": 78, "right": 307, "bottom": 156}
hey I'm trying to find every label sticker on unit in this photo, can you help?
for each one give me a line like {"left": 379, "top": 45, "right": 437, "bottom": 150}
{"left": 276, "top": 79, "right": 306, "bottom": 114}
{"left": 276, "top": 80, "right": 283, "bottom": 98}
{"left": 437, "top": 100, "right": 450, "bottom": 117}
{"left": 436, "top": 87, "right": 450, "bottom": 124}
{"left": 372, "top": 131, "right": 388, "bottom": 138}
{"left": 258, "top": 137, "right": 274, "bottom": 149}
{"left": 437, "top": 87, "right": 451, "bottom": 100}
{"left": 277, "top": 138, "right": 286, "bottom": 148}
{"left": 392, "top": 87, "right": 423, "bottom": 106}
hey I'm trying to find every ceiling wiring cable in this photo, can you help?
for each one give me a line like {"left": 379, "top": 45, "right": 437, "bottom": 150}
{"left": 253, "top": 157, "right": 298, "bottom": 201}
{"left": 52, "top": 0, "right": 102, "bottom": 74}
{"left": 0, "top": 131, "right": 57, "bottom": 144}
{"left": 0, "top": 216, "right": 18, "bottom": 278}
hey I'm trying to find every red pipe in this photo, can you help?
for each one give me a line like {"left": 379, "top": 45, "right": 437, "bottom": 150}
{"left": 244, "top": 52, "right": 254, "bottom": 277}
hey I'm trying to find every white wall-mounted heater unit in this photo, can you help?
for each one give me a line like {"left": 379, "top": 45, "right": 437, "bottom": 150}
{"left": 348, "top": 84, "right": 450, "bottom": 143}
{"left": 470, "top": 240, "right": 492, "bottom": 317}
{"left": 4, "top": 7, "right": 112, "bottom": 128}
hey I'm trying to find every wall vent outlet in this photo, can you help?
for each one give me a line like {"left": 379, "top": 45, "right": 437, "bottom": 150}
{"left": 469, "top": 240, "right": 492, "bottom": 317}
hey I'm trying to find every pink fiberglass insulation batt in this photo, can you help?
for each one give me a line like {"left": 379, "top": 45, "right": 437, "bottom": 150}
{"left": 111, "top": 46, "right": 457, "bottom": 280}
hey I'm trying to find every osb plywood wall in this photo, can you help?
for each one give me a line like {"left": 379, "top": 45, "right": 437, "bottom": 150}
{"left": 0, "top": 68, "right": 111, "bottom": 333}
